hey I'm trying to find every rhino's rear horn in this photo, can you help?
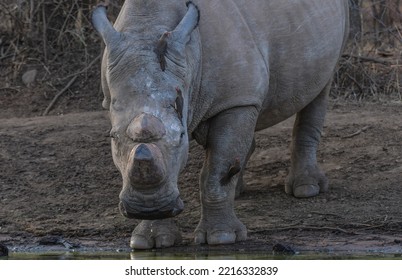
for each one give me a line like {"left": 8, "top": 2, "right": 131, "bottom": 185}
{"left": 126, "top": 113, "right": 166, "bottom": 143}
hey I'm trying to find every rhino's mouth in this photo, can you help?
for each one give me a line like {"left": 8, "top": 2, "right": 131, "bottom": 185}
{"left": 119, "top": 196, "right": 184, "bottom": 220}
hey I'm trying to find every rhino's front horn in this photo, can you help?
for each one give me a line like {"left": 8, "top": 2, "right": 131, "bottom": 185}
{"left": 128, "top": 143, "right": 166, "bottom": 188}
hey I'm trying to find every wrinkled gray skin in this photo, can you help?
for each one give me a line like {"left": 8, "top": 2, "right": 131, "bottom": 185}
{"left": 92, "top": 0, "right": 349, "bottom": 249}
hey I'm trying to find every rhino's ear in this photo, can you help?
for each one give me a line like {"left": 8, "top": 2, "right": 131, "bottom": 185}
{"left": 154, "top": 2, "right": 200, "bottom": 71}
{"left": 174, "top": 2, "right": 200, "bottom": 45}
{"left": 91, "top": 3, "right": 121, "bottom": 46}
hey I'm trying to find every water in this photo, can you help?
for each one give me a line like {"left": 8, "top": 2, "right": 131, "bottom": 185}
{"left": 4, "top": 251, "right": 402, "bottom": 260}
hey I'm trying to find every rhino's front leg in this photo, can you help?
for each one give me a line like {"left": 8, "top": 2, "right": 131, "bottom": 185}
{"left": 195, "top": 106, "right": 258, "bottom": 245}
{"left": 130, "top": 218, "right": 181, "bottom": 249}
{"left": 285, "top": 84, "right": 330, "bottom": 197}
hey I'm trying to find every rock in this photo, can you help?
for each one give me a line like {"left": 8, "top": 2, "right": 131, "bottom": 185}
{"left": 22, "top": 69, "right": 38, "bottom": 87}
{"left": 38, "top": 236, "right": 80, "bottom": 249}
{"left": 272, "top": 243, "right": 296, "bottom": 255}
{"left": 0, "top": 243, "right": 9, "bottom": 257}
{"left": 38, "top": 235, "right": 62, "bottom": 245}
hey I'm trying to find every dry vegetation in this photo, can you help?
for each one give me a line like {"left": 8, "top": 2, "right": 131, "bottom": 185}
{"left": 0, "top": 0, "right": 401, "bottom": 117}
{"left": 333, "top": 0, "right": 401, "bottom": 101}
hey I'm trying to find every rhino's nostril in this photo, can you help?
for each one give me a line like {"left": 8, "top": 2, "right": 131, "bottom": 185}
{"left": 133, "top": 143, "right": 153, "bottom": 160}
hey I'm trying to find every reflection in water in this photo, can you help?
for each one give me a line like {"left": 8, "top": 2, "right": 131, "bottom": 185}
{"left": 5, "top": 251, "right": 402, "bottom": 260}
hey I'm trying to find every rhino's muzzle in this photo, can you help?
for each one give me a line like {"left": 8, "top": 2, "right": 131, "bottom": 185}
{"left": 128, "top": 143, "right": 166, "bottom": 188}
{"left": 119, "top": 196, "right": 184, "bottom": 220}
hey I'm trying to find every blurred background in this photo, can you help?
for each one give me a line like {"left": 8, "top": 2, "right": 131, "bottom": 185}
{"left": 0, "top": 0, "right": 400, "bottom": 118}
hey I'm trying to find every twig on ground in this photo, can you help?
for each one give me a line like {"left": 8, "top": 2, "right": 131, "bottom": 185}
{"left": 310, "top": 211, "right": 343, "bottom": 218}
{"left": 342, "top": 126, "right": 371, "bottom": 139}
{"left": 253, "top": 226, "right": 354, "bottom": 235}
{"left": 252, "top": 221, "right": 402, "bottom": 236}
{"left": 43, "top": 75, "right": 78, "bottom": 116}
{"left": 342, "top": 54, "right": 392, "bottom": 65}
{"left": 0, "top": 87, "right": 21, "bottom": 92}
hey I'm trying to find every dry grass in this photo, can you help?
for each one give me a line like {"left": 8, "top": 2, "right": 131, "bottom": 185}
{"left": 333, "top": 0, "right": 401, "bottom": 101}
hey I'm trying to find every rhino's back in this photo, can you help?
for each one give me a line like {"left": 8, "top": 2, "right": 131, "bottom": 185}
{"left": 191, "top": 0, "right": 348, "bottom": 130}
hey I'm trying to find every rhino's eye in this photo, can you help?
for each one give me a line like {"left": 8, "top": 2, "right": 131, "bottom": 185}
{"left": 111, "top": 98, "right": 124, "bottom": 112}
{"left": 179, "top": 131, "right": 186, "bottom": 144}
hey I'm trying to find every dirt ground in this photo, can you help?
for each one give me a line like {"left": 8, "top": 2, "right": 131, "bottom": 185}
{"left": 0, "top": 99, "right": 401, "bottom": 256}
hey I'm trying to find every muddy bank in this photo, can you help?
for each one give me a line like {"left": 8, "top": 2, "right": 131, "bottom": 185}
{"left": 1, "top": 103, "right": 401, "bottom": 255}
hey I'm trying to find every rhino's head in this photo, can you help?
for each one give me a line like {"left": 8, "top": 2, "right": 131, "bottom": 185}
{"left": 92, "top": 2, "right": 201, "bottom": 220}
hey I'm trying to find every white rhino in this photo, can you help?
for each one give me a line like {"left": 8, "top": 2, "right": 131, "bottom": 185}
{"left": 92, "top": 0, "right": 349, "bottom": 249}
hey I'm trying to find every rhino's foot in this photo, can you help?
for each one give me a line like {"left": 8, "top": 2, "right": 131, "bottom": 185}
{"left": 194, "top": 216, "right": 247, "bottom": 245}
{"left": 130, "top": 219, "right": 181, "bottom": 249}
{"left": 285, "top": 165, "right": 328, "bottom": 198}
